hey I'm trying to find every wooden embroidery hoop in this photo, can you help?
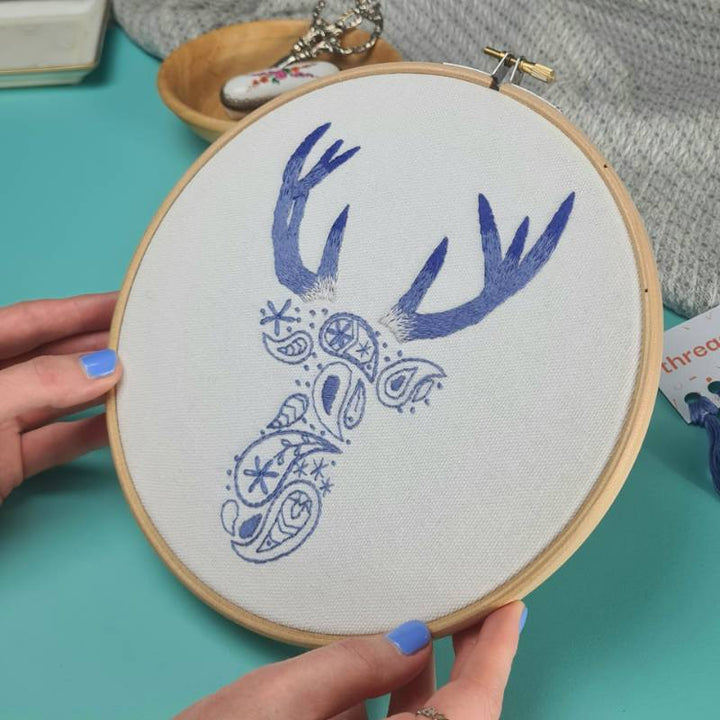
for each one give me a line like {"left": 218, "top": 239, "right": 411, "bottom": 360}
{"left": 107, "top": 61, "right": 662, "bottom": 648}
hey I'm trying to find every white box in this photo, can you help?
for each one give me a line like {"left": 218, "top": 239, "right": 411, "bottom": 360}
{"left": 0, "top": 0, "right": 109, "bottom": 88}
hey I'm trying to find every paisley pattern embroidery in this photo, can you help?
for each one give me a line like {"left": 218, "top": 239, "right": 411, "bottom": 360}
{"left": 220, "top": 122, "right": 574, "bottom": 563}
{"left": 220, "top": 300, "right": 444, "bottom": 562}
{"left": 262, "top": 330, "right": 313, "bottom": 364}
{"left": 230, "top": 481, "right": 322, "bottom": 563}
{"left": 267, "top": 393, "right": 309, "bottom": 430}
{"left": 233, "top": 430, "right": 340, "bottom": 509}
{"left": 319, "top": 312, "right": 379, "bottom": 381}
{"left": 343, "top": 380, "right": 366, "bottom": 430}
{"left": 376, "top": 359, "right": 446, "bottom": 411}
{"left": 312, "top": 362, "right": 352, "bottom": 440}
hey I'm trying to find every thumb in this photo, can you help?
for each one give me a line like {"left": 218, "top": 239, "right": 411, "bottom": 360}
{"left": 177, "top": 621, "right": 433, "bottom": 720}
{"left": 0, "top": 349, "right": 121, "bottom": 421}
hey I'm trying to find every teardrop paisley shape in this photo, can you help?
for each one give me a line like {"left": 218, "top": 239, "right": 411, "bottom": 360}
{"left": 231, "top": 481, "right": 321, "bottom": 563}
{"left": 263, "top": 330, "right": 313, "bottom": 365}
{"left": 267, "top": 393, "right": 309, "bottom": 429}
{"left": 238, "top": 513, "right": 263, "bottom": 539}
{"left": 233, "top": 430, "right": 340, "bottom": 508}
{"left": 257, "top": 489, "right": 314, "bottom": 552}
{"left": 319, "top": 312, "right": 378, "bottom": 381}
{"left": 342, "top": 379, "right": 366, "bottom": 430}
{"left": 220, "top": 499, "right": 239, "bottom": 536}
{"left": 312, "top": 362, "right": 352, "bottom": 440}
{"left": 322, "top": 375, "right": 340, "bottom": 415}
{"left": 376, "top": 358, "right": 446, "bottom": 409}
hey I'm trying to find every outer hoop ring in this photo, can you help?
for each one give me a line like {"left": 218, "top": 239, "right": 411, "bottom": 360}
{"left": 107, "top": 62, "right": 662, "bottom": 648}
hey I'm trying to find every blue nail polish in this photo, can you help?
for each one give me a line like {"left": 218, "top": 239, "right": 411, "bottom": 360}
{"left": 385, "top": 620, "right": 431, "bottom": 655}
{"left": 519, "top": 606, "right": 528, "bottom": 633}
{"left": 80, "top": 349, "right": 117, "bottom": 379}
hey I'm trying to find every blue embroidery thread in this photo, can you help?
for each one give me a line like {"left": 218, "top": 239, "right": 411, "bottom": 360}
{"left": 267, "top": 393, "right": 309, "bottom": 429}
{"left": 233, "top": 430, "right": 340, "bottom": 509}
{"left": 231, "top": 481, "right": 322, "bottom": 563}
{"left": 312, "top": 361, "right": 353, "bottom": 440}
{"left": 262, "top": 330, "right": 314, "bottom": 364}
{"left": 221, "top": 499, "right": 239, "bottom": 535}
{"left": 272, "top": 122, "right": 360, "bottom": 301}
{"left": 222, "top": 122, "right": 576, "bottom": 563}
{"left": 238, "top": 513, "right": 263, "bottom": 539}
{"left": 686, "top": 391, "right": 720, "bottom": 495}
{"left": 260, "top": 299, "right": 299, "bottom": 335}
{"left": 380, "top": 192, "right": 575, "bottom": 342}
{"left": 342, "top": 380, "right": 366, "bottom": 430}
{"left": 376, "top": 358, "right": 446, "bottom": 411}
{"left": 319, "top": 312, "right": 379, "bottom": 381}
{"left": 223, "top": 303, "right": 444, "bottom": 561}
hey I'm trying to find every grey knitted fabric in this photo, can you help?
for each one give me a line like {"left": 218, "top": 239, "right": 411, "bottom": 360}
{"left": 112, "top": 0, "right": 720, "bottom": 318}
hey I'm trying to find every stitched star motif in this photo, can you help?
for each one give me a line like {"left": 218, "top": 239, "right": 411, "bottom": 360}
{"left": 311, "top": 458, "right": 328, "bottom": 481}
{"left": 324, "top": 319, "right": 353, "bottom": 349}
{"left": 260, "top": 299, "right": 298, "bottom": 335}
{"left": 356, "top": 341, "right": 371, "bottom": 358}
{"left": 243, "top": 455, "right": 279, "bottom": 495}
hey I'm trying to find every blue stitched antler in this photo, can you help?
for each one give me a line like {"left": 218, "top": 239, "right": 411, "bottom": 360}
{"left": 272, "top": 122, "right": 360, "bottom": 301}
{"left": 380, "top": 192, "right": 575, "bottom": 342}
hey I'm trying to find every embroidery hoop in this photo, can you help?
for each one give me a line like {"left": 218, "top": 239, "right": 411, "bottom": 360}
{"left": 107, "top": 62, "right": 662, "bottom": 647}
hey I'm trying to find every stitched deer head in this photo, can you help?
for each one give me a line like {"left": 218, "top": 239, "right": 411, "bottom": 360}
{"left": 272, "top": 122, "right": 575, "bottom": 340}
{"left": 220, "top": 122, "right": 575, "bottom": 563}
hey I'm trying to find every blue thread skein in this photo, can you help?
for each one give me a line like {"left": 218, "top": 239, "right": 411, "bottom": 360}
{"left": 685, "top": 392, "right": 720, "bottom": 494}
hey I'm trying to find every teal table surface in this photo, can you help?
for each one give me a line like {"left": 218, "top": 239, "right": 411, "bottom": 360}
{"left": 1, "top": 26, "right": 717, "bottom": 720}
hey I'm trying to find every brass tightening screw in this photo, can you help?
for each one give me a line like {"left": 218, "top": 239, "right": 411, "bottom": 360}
{"left": 483, "top": 47, "right": 556, "bottom": 83}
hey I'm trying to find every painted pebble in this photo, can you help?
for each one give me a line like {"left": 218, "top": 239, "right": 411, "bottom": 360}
{"left": 221, "top": 61, "right": 340, "bottom": 117}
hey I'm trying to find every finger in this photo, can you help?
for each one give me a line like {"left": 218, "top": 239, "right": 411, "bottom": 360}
{"left": 402, "top": 603, "right": 525, "bottom": 720}
{"left": 0, "top": 330, "right": 110, "bottom": 371}
{"left": 0, "top": 349, "right": 121, "bottom": 421}
{"left": 451, "top": 621, "right": 485, "bottom": 681}
{"left": 177, "top": 621, "right": 433, "bottom": 720}
{"left": 0, "top": 293, "right": 117, "bottom": 359}
{"left": 388, "top": 645, "right": 435, "bottom": 715}
{"left": 21, "top": 413, "right": 109, "bottom": 479}
{"left": 18, "top": 397, "right": 105, "bottom": 433}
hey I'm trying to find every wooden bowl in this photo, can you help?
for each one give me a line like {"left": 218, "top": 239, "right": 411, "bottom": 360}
{"left": 157, "top": 19, "right": 403, "bottom": 142}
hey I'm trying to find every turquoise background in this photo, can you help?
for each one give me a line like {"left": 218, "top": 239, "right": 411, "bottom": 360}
{"left": 1, "top": 27, "right": 717, "bottom": 719}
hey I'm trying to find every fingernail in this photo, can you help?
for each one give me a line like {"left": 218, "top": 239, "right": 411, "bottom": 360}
{"left": 80, "top": 349, "right": 117, "bottom": 379}
{"left": 519, "top": 606, "right": 528, "bottom": 633}
{"left": 385, "top": 620, "right": 431, "bottom": 655}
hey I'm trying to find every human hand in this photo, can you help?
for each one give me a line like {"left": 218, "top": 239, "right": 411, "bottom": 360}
{"left": 177, "top": 602, "right": 526, "bottom": 720}
{"left": 0, "top": 292, "right": 122, "bottom": 502}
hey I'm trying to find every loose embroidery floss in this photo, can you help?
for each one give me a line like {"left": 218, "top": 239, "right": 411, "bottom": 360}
{"left": 686, "top": 389, "right": 720, "bottom": 494}
{"left": 657, "top": 308, "right": 720, "bottom": 495}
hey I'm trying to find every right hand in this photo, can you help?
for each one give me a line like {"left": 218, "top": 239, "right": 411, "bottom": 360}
{"left": 177, "top": 602, "right": 526, "bottom": 720}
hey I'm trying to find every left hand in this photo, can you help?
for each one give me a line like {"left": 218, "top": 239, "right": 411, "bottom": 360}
{"left": 177, "top": 602, "right": 526, "bottom": 720}
{"left": 0, "top": 292, "right": 122, "bottom": 502}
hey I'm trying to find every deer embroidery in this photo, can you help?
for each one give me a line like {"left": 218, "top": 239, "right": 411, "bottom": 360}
{"left": 220, "top": 122, "right": 575, "bottom": 563}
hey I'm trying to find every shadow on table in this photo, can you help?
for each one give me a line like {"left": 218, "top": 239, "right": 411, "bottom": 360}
{"left": 160, "top": 560, "right": 303, "bottom": 661}
{"left": 85, "top": 22, "right": 120, "bottom": 88}
{"left": 501, "top": 447, "right": 691, "bottom": 718}
{"left": 0, "top": 461, "right": 113, "bottom": 553}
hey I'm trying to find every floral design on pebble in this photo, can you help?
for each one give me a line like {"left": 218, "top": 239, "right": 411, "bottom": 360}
{"left": 220, "top": 300, "right": 445, "bottom": 564}
{"left": 250, "top": 64, "right": 316, "bottom": 89}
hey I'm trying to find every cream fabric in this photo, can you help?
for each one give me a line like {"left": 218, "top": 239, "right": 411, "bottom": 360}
{"left": 116, "top": 73, "right": 642, "bottom": 634}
